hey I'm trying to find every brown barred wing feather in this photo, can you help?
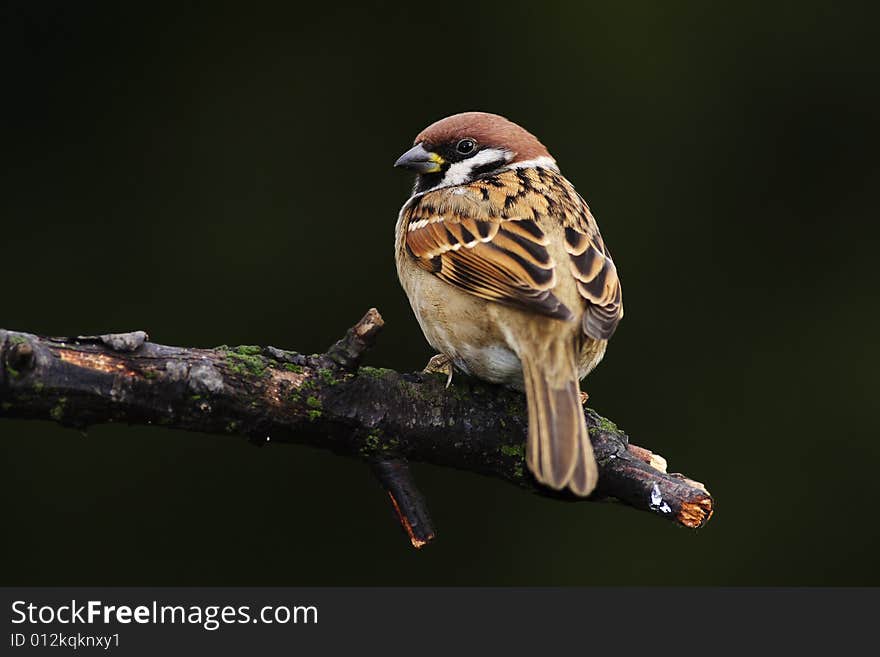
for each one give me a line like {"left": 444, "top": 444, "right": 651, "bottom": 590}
{"left": 404, "top": 189, "right": 573, "bottom": 321}
{"left": 564, "top": 224, "right": 623, "bottom": 340}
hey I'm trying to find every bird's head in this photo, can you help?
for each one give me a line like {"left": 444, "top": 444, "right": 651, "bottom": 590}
{"left": 394, "top": 112, "right": 558, "bottom": 193}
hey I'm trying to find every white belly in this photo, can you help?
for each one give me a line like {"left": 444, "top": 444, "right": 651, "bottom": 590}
{"left": 404, "top": 264, "right": 526, "bottom": 387}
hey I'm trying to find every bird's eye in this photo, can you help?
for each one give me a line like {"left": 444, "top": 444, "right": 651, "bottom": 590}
{"left": 456, "top": 138, "right": 476, "bottom": 154}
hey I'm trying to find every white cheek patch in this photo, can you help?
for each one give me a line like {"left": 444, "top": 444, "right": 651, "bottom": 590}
{"left": 429, "top": 148, "right": 512, "bottom": 190}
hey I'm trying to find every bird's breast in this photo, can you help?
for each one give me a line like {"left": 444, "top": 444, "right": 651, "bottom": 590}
{"left": 397, "top": 259, "right": 525, "bottom": 386}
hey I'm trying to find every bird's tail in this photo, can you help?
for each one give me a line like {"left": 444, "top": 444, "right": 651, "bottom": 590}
{"left": 518, "top": 339, "right": 597, "bottom": 496}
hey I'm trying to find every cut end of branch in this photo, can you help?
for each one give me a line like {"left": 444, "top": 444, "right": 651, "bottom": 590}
{"left": 388, "top": 492, "right": 434, "bottom": 549}
{"left": 352, "top": 308, "right": 384, "bottom": 342}
{"left": 678, "top": 495, "right": 714, "bottom": 528}
{"left": 372, "top": 458, "right": 436, "bottom": 550}
{"left": 326, "top": 308, "right": 385, "bottom": 371}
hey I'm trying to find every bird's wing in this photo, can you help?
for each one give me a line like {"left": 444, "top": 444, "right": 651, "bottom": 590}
{"left": 561, "top": 205, "right": 623, "bottom": 341}
{"left": 403, "top": 175, "right": 573, "bottom": 320}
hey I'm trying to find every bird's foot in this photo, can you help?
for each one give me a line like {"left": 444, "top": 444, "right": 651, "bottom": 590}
{"left": 579, "top": 391, "right": 589, "bottom": 406}
{"left": 423, "top": 354, "right": 454, "bottom": 388}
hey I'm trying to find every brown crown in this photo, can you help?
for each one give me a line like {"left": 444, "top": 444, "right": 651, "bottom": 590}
{"left": 414, "top": 112, "right": 552, "bottom": 163}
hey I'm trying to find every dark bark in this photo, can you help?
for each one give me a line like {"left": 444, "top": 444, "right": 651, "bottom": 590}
{"left": 0, "top": 309, "right": 713, "bottom": 548}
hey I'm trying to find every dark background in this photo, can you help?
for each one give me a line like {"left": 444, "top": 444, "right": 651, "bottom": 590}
{"left": 2, "top": 2, "right": 878, "bottom": 585}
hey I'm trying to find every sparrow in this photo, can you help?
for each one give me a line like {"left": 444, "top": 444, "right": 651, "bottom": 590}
{"left": 393, "top": 112, "right": 623, "bottom": 496}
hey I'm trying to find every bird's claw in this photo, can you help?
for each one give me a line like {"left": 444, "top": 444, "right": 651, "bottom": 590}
{"left": 423, "top": 354, "right": 454, "bottom": 388}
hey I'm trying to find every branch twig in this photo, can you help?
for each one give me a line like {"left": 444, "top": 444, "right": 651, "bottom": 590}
{"left": 0, "top": 309, "right": 713, "bottom": 548}
{"left": 371, "top": 458, "right": 436, "bottom": 548}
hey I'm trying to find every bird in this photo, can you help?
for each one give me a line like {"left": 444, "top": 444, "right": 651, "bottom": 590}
{"left": 393, "top": 112, "right": 623, "bottom": 496}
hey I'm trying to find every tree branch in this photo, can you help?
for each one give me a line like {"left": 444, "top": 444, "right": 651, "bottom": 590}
{"left": 0, "top": 309, "right": 713, "bottom": 547}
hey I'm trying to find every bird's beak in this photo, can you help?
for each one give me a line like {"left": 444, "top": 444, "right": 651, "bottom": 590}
{"left": 394, "top": 143, "right": 444, "bottom": 174}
